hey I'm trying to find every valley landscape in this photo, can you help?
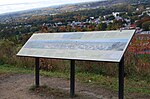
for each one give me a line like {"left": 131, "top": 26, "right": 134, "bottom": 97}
{"left": 0, "top": 0, "right": 150, "bottom": 99}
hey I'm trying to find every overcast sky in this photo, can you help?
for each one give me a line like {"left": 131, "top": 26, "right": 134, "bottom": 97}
{"left": 0, "top": 0, "right": 101, "bottom": 14}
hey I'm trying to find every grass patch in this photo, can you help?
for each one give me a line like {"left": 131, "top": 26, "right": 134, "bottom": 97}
{"left": 76, "top": 72, "right": 150, "bottom": 95}
{"left": 40, "top": 70, "right": 69, "bottom": 79}
{"left": 0, "top": 64, "right": 69, "bottom": 78}
{"left": 76, "top": 72, "right": 118, "bottom": 91}
{"left": 0, "top": 64, "right": 33, "bottom": 74}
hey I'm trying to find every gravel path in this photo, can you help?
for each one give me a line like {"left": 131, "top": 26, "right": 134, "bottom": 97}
{"left": 0, "top": 73, "right": 117, "bottom": 99}
{"left": 0, "top": 73, "right": 149, "bottom": 99}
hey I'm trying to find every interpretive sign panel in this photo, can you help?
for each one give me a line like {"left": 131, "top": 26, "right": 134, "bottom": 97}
{"left": 17, "top": 30, "right": 135, "bottom": 62}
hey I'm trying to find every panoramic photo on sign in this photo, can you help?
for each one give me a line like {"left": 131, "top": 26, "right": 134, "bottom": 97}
{"left": 17, "top": 30, "right": 135, "bottom": 62}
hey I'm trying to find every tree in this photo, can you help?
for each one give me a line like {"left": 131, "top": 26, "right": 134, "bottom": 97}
{"left": 136, "top": 16, "right": 150, "bottom": 28}
{"left": 106, "top": 15, "right": 115, "bottom": 20}
{"left": 30, "top": 26, "right": 38, "bottom": 33}
{"left": 98, "top": 23, "right": 107, "bottom": 31}
{"left": 127, "top": 5, "right": 133, "bottom": 12}
{"left": 142, "top": 21, "right": 150, "bottom": 31}
{"left": 0, "top": 39, "right": 16, "bottom": 64}
{"left": 112, "top": 19, "right": 123, "bottom": 29}
{"left": 59, "top": 26, "right": 66, "bottom": 32}
{"left": 41, "top": 23, "right": 48, "bottom": 33}
{"left": 106, "top": 23, "right": 113, "bottom": 30}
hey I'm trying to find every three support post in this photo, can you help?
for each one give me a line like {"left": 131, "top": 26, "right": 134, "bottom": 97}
{"left": 35, "top": 57, "right": 124, "bottom": 99}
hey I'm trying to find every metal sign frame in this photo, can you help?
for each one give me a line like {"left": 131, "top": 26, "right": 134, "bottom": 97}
{"left": 17, "top": 30, "right": 135, "bottom": 62}
{"left": 17, "top": 30, "right": 135, "bottom": 99}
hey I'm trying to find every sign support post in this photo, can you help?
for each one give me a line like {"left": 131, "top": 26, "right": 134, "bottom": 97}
{"left": 35, "top": 57, "right": 40, "bottom": 87}
{"left": 70, "top": 60, "right": 75, "bottom": 98}
{"left": 119, "top": 56, "right": 124, "bottom": 99}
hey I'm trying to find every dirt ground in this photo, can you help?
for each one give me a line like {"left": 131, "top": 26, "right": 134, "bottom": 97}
{"left": 0, "top": 73, "right": 149, "bottom": 99}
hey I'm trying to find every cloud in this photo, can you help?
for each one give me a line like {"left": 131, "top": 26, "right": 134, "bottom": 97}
{"left": 0, "top": 0, "right": 101, "bottom": 14}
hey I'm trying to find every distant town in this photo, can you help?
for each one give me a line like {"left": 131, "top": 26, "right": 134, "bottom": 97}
{"left": 0, "top": 0, "right": 149, "bottom": 35}
{"left": 0, "top": 0, "right": 149, "bottom": 54}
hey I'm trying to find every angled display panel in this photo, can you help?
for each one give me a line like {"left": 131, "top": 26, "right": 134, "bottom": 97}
{"left": 17, "top": 30, "right": 135, "bottom": 62}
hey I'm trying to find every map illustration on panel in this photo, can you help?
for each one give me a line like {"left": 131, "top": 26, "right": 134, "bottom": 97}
{"left": 17, "top": 30, "right": 135, "bottom": 62}
{"left": 25, "top": 39, "right": 127, "bottom": 51}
